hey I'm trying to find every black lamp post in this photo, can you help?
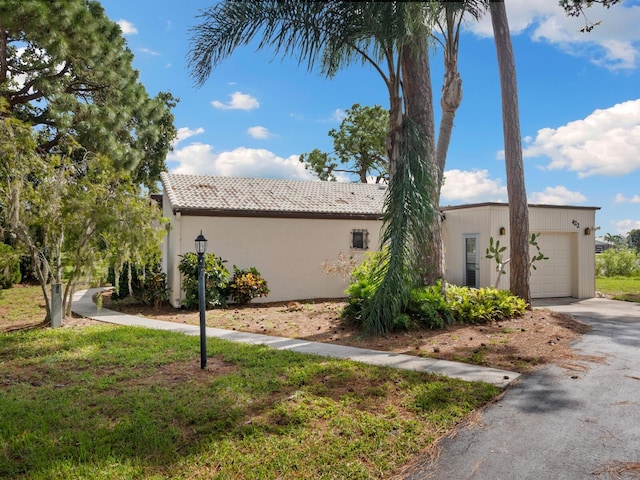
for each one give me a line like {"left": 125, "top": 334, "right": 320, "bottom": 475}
{"left": 195, "top": 230, "right": 208, "bottom": 369}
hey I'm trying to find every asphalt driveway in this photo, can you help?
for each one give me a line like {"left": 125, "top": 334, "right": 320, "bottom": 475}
{"left": 398, "top": 298, "right": 640, "bottom": 480}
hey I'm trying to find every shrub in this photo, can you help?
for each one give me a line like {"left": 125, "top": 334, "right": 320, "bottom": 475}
{"left": 342, "top": 251, "right": 527, "bottom": 331}
{"left": 596, "top": 248, "right": 640, "bottom": 277}
{"left": 107, "top": 263, "right": 168, "bottom": 309}
{"left": 0, "top": 243, "right": 22, "bottom": 289}
{"left": 406, "top": 282, "right": 455, "bottom": 329}
{"left": 228, "top": 266, "right": 269, "bottom": 304}
{"left": 178, "top": 252, "right": 230, "bottom": 309}
{"left": 444, "top": 285, "right": 527, "bottom": 324}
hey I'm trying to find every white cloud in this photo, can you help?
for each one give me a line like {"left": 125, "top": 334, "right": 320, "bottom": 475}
{"left": 331, "top": 109, "right": 347, "bottom": 122}
{"left": 529, "top": 185, "right": 586, "bottom": 205}
{"left": 139, "top": 47, "right": 160, "bottom": 56}
{"left": 611, "top": 219, "right": 640, "bottom": 235}
{"left": 523, "top": 99, "right": 640, "bottom": 177}
{"left": 466, "top": 1, "right": 640, "bottom": 70}
{"left": 116, "top": 19, "right": 138, "bottom": 35}
{"left": 615, "top": 193, "right": 640, "bottom": 203}
{"left": 440, "top": 169, "right": 507, "bottom": 203}
{"left": 247, "top": 126, "right": 272, "bottom": 139}
{"left": 167, "top": 143, "right": 314, "bottom": 180}
{"left": 173, "top": 127, "right": 205, "bottom": 147}
{"left": 290, "top": 113, "right": 304, "bottom": 121}
{"left": 211, "top": 91, "right": 259, "bottom": 111}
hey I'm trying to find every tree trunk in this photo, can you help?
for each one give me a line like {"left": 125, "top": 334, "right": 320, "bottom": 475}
{"left": 490, "top": 0, "right": 531, "bottom": 305}
{"left": 435, "top": 59, "right": 462, "bottom": 189}
{"left": 401, "top": 38, "right": 443, "bottom": 285}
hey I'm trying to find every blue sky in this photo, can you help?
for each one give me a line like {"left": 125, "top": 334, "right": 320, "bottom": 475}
{"left": 100, "top": 0, "right": 640, "bottom": 237}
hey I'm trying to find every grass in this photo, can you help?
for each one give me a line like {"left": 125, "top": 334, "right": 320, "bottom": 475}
{"left": 0, "top": 286, "right": 501, "bottom": 479}
{"left": 596, "top": 276, "right": 640, "bottom": 303}
{"left": 0, "top": 285, "right": 46, "bottom": 328}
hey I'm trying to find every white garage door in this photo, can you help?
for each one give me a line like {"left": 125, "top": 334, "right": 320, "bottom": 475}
{"left": 530, "top": 233, "right": 573, "bottom": 298}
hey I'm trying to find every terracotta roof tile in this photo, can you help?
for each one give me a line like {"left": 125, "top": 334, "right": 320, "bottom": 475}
{"left": 160, "top": 173, "right": 386, "bottom": 216}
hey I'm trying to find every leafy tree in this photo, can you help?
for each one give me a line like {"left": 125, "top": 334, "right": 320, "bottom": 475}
{"left": 489, "top": 0, "right": 531, "bottom": 306}
{"left": 627, "top": 229, "right": 640, "bottom": 253}
{"left": 604, "top": 232, "right": 626, "bottom": 248}
{"left": 0, "top": 0, "right": 177, "bottom": 189}
{"left": 0, "top": 117, "right": 166, "bottom": 323}
{"left": 299, "top": 103, "right": 388, "bottom": 183}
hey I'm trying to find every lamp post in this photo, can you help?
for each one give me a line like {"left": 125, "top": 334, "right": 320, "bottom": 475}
{"left": 195, "top": 231, "right": 208, "bottom": 369}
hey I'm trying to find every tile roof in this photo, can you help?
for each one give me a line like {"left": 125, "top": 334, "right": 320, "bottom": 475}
{"left": 160, "top": 173, "right": 386, "bottom": 218}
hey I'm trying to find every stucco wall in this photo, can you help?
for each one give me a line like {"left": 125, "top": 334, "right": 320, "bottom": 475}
{"left": 441, "top": 204, "right": 597, "bottom": 298}
{"left": 163, "top": 203, "right": 382, "bottom": 306}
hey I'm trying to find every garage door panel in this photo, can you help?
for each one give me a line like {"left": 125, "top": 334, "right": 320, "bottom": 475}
{"left": 530, "top": 234, "right": 572, "bottom": 298}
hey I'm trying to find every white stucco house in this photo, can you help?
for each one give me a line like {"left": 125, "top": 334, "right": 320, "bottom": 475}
{"left": 159, "top": 173, "right": 385, "bottom": 306}
{"left": 441, "top": 203, "right": 599, "bottom": 299}
{"left": 159, "top": 173, "right": 599, "bottom": 306}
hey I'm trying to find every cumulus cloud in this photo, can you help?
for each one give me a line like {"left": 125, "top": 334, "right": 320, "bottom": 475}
{"left": 247, "top": 126, "right": 272, "bottom": 139}
{"left": 615, "top": 193, "right": 640, "bottom": 203}
{"left": 466, "top": 1, "right": 640, "bottom": 70}
{"left": 529, "top": 185, "right": 586, "bottom": 205}
{"left": 211, "top": 92, "right": 259, "bottom": 111}
{"left": 523, "top": 99, "right": 640, "bottom": 177}
{"left": 440, "top": 169, "right": 507, "bottom": 203}
{"left": 611, "top": 219, "right": 640, "bottom": 235}
{"left": 167, "top": 143, "right": 314, "bottom": 180}
{"left": 116, "top": 19, "right": 138, "bottom": 35}
{"left": 173, "top": 127, "right": 205, "bottom": 147}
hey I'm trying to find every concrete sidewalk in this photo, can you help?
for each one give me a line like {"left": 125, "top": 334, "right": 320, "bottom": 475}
{"left": 72, "top": 288, "right": 519, "bottom": 388}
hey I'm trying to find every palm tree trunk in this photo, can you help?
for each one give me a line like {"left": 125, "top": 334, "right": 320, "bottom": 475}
{"left": 490, "top": 0, "right": 531, "bottom": 305}
{"left": 401, "top": 37, "right": 442, "bottom": 285}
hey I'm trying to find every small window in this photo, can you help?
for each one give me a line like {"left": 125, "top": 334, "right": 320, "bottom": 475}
{"left": 351, "top": 229, "right": 369, "bottom": 250}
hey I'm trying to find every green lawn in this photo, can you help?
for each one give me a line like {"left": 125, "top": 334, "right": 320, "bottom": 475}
{"left": 596, "top": 276, "right": 640, "bottom": 303}
{"left": 0, "top": 286, "right": 499, "bottom": 479}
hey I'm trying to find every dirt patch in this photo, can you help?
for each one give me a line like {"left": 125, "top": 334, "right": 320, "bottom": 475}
{"left": 102, "top": 292, "right": 598, "bottom": 374}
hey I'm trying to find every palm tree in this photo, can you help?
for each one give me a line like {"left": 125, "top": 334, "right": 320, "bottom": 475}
{"left": 189, "top": 1, "right": 443, "bottom": 334}
{"left": 489, "top": 0, "right": 531, "bottom": 305}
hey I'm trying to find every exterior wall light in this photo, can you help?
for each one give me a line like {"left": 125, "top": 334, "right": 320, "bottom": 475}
{"left": 584, "top": 228, "right": 591, "bottom": 235}
{"left": 499, "top": 227, "right": 506, "bottom": 236}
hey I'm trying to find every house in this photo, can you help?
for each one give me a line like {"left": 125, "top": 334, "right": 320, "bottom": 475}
{"left": 159, "top": 173, "right": 385, "bottom": 306}
{"left": 441, "top": 203, "right": 599, "bottom": 299}
{"left": 160, "top": 173, "right": 599, "bottom": 306}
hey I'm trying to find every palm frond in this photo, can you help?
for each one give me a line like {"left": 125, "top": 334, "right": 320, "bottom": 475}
{"left": 362, "top": 116, "right": 435, "bottom": 335}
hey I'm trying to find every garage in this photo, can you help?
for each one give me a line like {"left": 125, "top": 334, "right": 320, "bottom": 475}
{"left": 440, "top": 203, "right": 598, "bottom": 299}
{"left": 530, "top": 233, "right": 574, "bottom": 298}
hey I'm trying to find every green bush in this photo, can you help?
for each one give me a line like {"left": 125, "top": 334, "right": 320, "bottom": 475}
{"left": 0, "top": 243, "right": 21, "bottom": 289}
{"left": 229, "top": 266, "right": 269, "bottom": 304}
{"left": 134, "top": 270, "right": 169, "bottom": 309}
{"left": 406, "top": 282, "right": 455, "bottom": 329}
{"left": 342, "top": 250, "right": 386, "bottom": 323}
{"left": 178, "top": 252, "right": 230, "bottom": 309}
{"left": 596, "top": 248, "right": 640, "bottom": 277}
{"left": 343, "top": 253, "right": 527, "bottom": 331}
{"left": 107, "top": 263, "right": 168, "bottom": 309}
{"left": 444, "top": 285, "right": 527, "bottom": 324}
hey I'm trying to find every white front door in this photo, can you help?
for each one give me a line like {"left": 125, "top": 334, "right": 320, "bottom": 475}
{"left": 464, "top": 234, "right": 479, "bottom": 288}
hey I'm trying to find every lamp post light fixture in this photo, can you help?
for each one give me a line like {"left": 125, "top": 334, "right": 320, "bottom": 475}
{"left": 195, "top": 231, "right": 208, "bottom": 369}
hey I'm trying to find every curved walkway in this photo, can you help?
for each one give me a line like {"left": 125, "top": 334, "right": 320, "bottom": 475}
{"left": 72, "top": 288, "right": 519, "bottom": 388}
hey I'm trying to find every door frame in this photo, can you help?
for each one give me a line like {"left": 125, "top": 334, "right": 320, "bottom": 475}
{"left": 463, "top": 234, "right": 480, "bottom": 288}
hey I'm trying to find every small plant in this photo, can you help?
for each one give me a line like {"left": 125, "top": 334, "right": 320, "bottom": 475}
{"left": 133, "top": 270, "right": 169, "bottom": 309}
{"left": 485, "top": 233, "right": 549, "bottom": 288}
{"left": 179, "top": 252, "right": 230, "bottom": 309}
{"left": 228, "top": 266, "right": 270, "bottom": 304}
{"left": 321, "top": 251, "right": 358, "bottom": 279}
